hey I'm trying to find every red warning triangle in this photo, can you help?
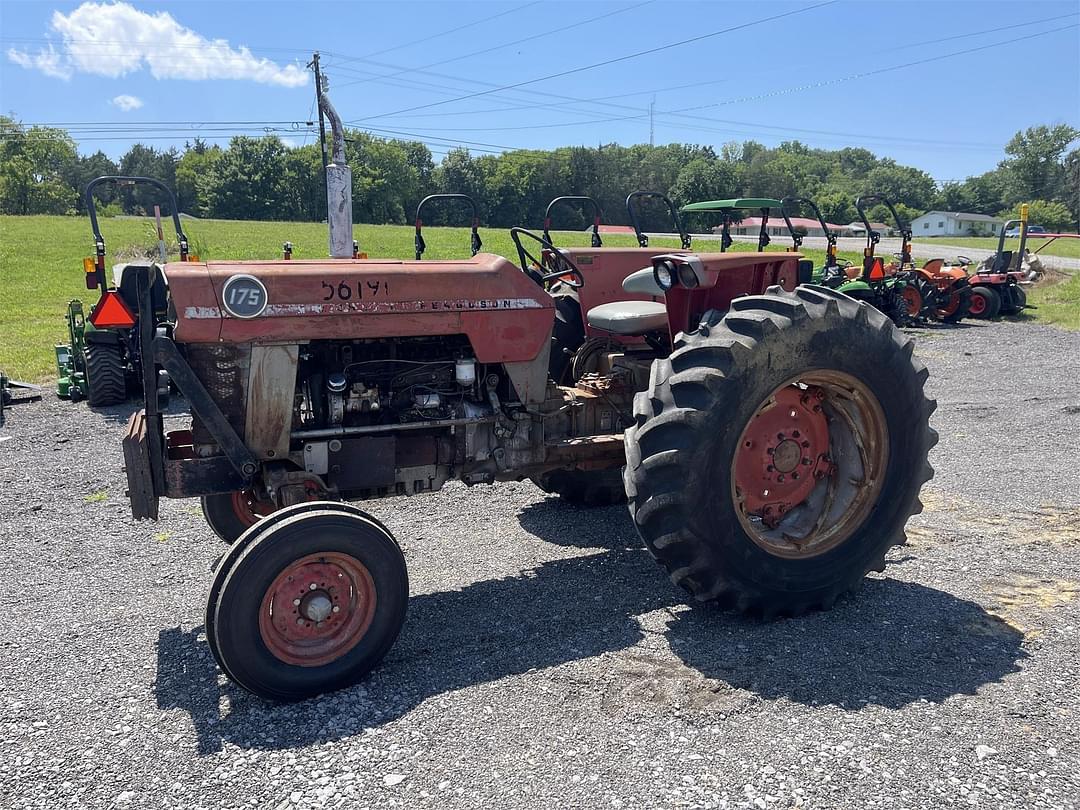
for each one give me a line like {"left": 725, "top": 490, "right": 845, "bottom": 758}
{"left": 89, "top": 290, "right": 136, "bottom": 328}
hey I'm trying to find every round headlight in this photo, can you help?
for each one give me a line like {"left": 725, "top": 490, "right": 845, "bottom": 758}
{"left": 677, "top": 263, "right": 699, "bottom": 288}
{"left": 654, "top": 262, "right": 674, "bottom": 290}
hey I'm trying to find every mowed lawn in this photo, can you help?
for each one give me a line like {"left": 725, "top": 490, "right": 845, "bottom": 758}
{"left": 6, "top": 214, "right": 1073, "bottom": 379}
{"left": 915, "top": 234, "right": 1080, "bottom": 259}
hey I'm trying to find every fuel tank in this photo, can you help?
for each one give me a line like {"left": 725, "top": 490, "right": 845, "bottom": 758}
{"left": 165, "top": 254, "right": 555, "bottom": 364}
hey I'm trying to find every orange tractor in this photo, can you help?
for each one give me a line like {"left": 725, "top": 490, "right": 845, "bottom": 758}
{"left": 855, "top": 195, "right": 972, "bottom": 323}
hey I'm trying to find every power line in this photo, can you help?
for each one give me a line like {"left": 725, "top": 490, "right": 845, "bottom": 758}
{"left": 360, "top": 23, "right": 1074, "bottom": 152}
{"left": 369, "top": 11, "right": 1080, "bottom": 117}
{"left": 665, "top": 23, "right": 1080, "bottom": 118}
{"left": 345, "top": 1, "right": 839, "bottom": 124}
{"left": 324, "top": 2, "right": 542, "bottom": 65}
{"left": 327, "top": 1, "right": 654, "bottom": 91}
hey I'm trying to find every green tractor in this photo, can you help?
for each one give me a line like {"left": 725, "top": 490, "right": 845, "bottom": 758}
{"left": 56, "top": 176, "right": 188, "bottom": 407}
{"left": 780, "top": 195, "right": 918, "bottom": 327}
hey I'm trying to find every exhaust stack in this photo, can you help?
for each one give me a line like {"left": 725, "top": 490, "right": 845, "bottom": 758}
{"left": 318, "top": 88, "right": 353, "bottom": 259}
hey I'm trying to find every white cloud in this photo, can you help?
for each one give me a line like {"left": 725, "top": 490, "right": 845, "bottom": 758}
{"left": 6, "top": 44, "right": 72, "bottom": 79}
{"left": 111, "top": 93, "right": 143, "bottom": 111}
{"left": 7, "top": 2, "right": 308, "bottom": 87}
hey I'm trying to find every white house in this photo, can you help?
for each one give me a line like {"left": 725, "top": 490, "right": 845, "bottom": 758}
{"left": 910, "top": 211, "right": 1003, "bottom": 237}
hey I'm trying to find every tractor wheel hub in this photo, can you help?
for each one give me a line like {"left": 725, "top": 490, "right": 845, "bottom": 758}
{"left": 772, "top": 439, "right": 802, "bottom": 473}
{"left": 733, "top": 385, "right": 833, "bottom": 528}
{"left": 301, "top": 590, "right": 333, "bottom": 622}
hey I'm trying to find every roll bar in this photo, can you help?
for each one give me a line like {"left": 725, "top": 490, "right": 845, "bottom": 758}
{"left": 414, "top": 193, "right": 482, "bottom": 260}
{"left": 542, "top": 196, "right": 603, "bottom": 248}
{"left": 626, "top": 191, "right": 691, "bottom": 249}
{"left": 855, "top": 194, "right": 912, "bottom": 266}
{"left": 84, "top": 176, "right": 188, "bottom": 290}
{"left": 781, "top": 196, "right": 838, "bottom": 268}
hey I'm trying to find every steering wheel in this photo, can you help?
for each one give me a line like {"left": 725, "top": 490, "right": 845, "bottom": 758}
{"left": 509, "top": 227, "right": 585, "bottom": 289}
{"left": 955, "top": 255, "right": 972, "bottom": 265}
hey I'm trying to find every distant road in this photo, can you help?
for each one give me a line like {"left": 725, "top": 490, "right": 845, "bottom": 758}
{"left": 639, "top": 233, "right": 1080, "bottom": 274}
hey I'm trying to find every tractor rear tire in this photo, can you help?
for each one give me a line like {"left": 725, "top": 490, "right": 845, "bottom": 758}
{"left": 1000, "top": 285, "right": 1026, "bottom": 316}
{"left": 202, "top": 490, "right": 277, "bottom": 543}
{"left": 623, "top": 285, "right": 936, "bottom": 617}
{"left": 968, "top": 286, "right": 1000, "bottom": 319}
{"left": 937, "top": 284, "right": 972, "bottom": 324}
{"left": 532, "top": 468, "right": 626, "bottom": 506}
{"left": 208, "top": 506, "right": 408, "bottom": 701}
{"left": 84, "top": 342, "right": 126, "bottom": 407}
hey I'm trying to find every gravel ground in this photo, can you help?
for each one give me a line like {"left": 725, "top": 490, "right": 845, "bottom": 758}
{"left": 1, "top": 320, "right": 1079, "bottom": 810}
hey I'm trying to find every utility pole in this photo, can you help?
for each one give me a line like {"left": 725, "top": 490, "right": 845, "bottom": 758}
{"left": 649, "top": 95, "right": 655, "bottom": 146}
{"left": 309, "top": 52, "right": 329, "bottom": 199}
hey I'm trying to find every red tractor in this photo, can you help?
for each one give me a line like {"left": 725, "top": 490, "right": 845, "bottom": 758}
{"left": 116, "top": 225, "right": 935, "bottom": 701}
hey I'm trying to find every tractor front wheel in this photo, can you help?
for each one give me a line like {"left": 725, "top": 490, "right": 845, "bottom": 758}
{"left": 84, "top": 342, "right": 126, "bottom": 407}
{"left": 201, "top": 490, "right": 277, "bottom": 543}
{"left": 207, "top": 505, "right": 408, "bottom": 701}
{"left": 623, "top": 285, "right": 936, "bottom": 617}
{"left": 968, "top": 286, "right": 1000, "bottom": 319}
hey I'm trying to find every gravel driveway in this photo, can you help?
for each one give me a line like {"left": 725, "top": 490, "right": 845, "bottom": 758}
{"left": 2, "top": 321, "right": 1078, "bottom": 809}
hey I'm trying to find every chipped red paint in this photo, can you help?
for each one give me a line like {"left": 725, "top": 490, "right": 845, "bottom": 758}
{"left": 734, "top": 385, "right": 832, "bottom": 528}
{"left": 559, "top": 247, "right": 687, "bottom": 342}
{"left": 663, "top": 253, "right": 799, "bottom": 338}
{"left": 165, "top": 254, "right": 555, "bottom": 364}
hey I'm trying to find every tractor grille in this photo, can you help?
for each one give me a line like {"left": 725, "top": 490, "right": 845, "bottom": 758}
{"left": 184, "top": 344, "right": 250, "bottom": 447}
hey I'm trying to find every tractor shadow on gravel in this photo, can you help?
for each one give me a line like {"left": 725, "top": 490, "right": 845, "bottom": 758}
{"left": 154, "top": 501, "right": 1025, "bottom": 754}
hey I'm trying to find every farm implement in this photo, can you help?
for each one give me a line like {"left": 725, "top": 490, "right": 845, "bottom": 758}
{"left": 112, "top": 165, "right": 935, "bottom": 700}
{"left": 0, "top": 372, "right": 42, "bottom": 428}
{"left": 56, "top": 176, "right": 190, "bottom": 406}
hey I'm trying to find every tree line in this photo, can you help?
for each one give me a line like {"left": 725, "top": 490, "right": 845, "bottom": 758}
{"left": 1, "top": 115, "right": 1077, "bottom": 233}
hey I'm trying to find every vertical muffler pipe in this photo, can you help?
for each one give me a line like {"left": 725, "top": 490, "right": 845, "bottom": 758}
{"left": 319, "top": 88, "right": 353, "bottom": 259}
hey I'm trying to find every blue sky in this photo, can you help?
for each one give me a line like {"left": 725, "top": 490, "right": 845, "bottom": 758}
{"left": 2, "top": 0, "right": 1078, "bottom": 182}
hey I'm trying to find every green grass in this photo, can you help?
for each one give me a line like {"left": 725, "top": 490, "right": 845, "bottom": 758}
{"left": 1028, "top": 271, "right": 1080, "bottom": 330}
{"left": 912, "top": 235, "right": 1080, "bottom": 259}
{"left": 0, "top": 213, "right": 934, "bottom": 380}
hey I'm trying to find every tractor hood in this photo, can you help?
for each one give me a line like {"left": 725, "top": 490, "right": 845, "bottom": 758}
{"left": 164, "top": 253, "right": 554, "bottom": 364}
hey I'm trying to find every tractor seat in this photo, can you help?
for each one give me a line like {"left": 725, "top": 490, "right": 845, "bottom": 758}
{"left": 585, "top": 266, "right": 668, "bottom": 335}
{"left": 586, "top": 300, "right": 669, "bottom": 335}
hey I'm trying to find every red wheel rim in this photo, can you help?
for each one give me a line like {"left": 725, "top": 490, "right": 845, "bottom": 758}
{"left": 936, "top": 289, "right": 960, "bottom": 317}
{"left": 259, "top": 552, "right": 377, "bottom": 666}
{"left": 968, "top": 291, "right": 987, "bottom": 315}
{"left": 231, "top": 490, "right": 276, "bottom": 528}
{"left": 901, "top": 285, "right": 922, "bottom": 317}
{"left": 731, "top": 373, "right": 889, "bottom": 558}
{"left": 733, "top": 385, "right": 832, "bottom": 528}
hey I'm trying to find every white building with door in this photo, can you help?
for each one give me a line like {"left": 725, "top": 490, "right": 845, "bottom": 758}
{"left": 910, "top": 211, "right": 1003, "bottom": 237}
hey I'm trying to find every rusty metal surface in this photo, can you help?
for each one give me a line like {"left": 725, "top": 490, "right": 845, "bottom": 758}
{"left": 122, "top": 410, "right": 158, "bottom": 520}
{"left": 184, "top": 344, "right": 250, "bottom": 447}
{"left": 162, "top": 455, "right": 246, "bottom": 498}
{"left": 665, "top": 253, "right": 800, "bottom": 335}
{"left": 560, "top": 247, "right": 684, "bottom": 342}
{"left": 167, "top": 254, "right": 554, "bottom": 364}
{"left": 245, "top": 344, "right": 298, "bottom": 460}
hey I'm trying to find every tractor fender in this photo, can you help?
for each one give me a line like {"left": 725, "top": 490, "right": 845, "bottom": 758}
{"left": 84, "top": 326, "right": 123, "bottom": 345}
{"left": 837, "top": 280, "right": 872, "bottom": 293}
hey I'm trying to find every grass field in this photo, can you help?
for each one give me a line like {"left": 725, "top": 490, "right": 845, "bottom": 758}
{"left": 913, "top": 234, "right": 1080, "bottom": 259}
{"left": 0, "top": 214, "right": 1073, "bottom": 379}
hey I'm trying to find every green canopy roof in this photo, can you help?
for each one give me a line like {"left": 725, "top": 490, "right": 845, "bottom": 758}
{"left": 680, "top": 198, "right": 783, "bottom": 212}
